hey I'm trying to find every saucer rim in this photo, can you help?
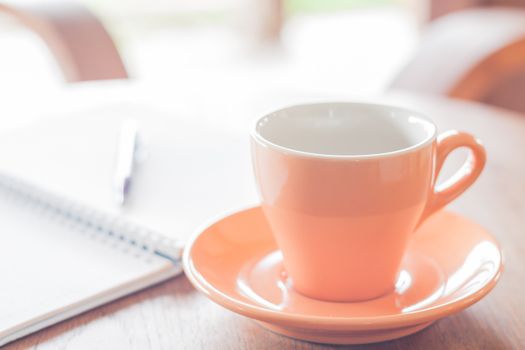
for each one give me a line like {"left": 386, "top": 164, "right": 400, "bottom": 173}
{"left": 183, "top": 206, "right": 503, "bottom": 330}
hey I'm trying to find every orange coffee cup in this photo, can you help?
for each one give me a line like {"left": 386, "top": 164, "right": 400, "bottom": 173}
{"left": 251, "top": 102, "right": 486, "bottom": 302}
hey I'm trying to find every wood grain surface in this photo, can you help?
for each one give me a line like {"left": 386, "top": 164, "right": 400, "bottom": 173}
{"left": 3, "top": 85, "right": 525, "bottom": 349}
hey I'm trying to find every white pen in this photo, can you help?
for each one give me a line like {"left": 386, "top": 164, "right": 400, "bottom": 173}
{"left": 113, "top": 119, "right": 139, "bottom": 206}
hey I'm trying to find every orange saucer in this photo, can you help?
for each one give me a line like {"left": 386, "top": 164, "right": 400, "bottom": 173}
{"left": 183, "top": 207, "right": 503, "bottom": 345}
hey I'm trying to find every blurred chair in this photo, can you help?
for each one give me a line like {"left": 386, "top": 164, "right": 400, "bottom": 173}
{"left": 0, "top": 0, "right": 128, "bottom": 82}
{"left": 426, "top": 0, "right": 525, "bottom": 21}
{"left": 390, "top": 7, "right": 525, "bottom": 114}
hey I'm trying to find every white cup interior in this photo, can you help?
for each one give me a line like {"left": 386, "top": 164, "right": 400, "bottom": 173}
{"left": 254, "top": 103, "right": 436, "bottom": 157}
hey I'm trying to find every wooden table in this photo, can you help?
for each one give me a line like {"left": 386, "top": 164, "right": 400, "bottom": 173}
{"left": 4, "top": 83, "right": 525, "bottom": 349}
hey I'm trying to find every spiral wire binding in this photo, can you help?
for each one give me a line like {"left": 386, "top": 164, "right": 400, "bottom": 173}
{"left": 0, "top": 172, "right": 183, "bottom": 264}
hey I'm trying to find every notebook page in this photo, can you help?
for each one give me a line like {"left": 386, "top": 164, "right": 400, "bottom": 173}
{"left": 0, "top": 187, "right": 178, "bottom": 346}
{"left": 0, "top": 105, "right": 258, "bottom": 243}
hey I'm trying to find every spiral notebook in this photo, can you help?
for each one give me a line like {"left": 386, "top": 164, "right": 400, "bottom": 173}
{"left": 0, "top": 106, "right": 256, "bottom": 346}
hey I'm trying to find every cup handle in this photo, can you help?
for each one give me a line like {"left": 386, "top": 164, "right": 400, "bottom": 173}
{"left": 418, "top": 130, "right": 486, "bottom": 225}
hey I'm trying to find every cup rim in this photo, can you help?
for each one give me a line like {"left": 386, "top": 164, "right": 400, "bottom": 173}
{"left": 251, "top": 102, "right": 437, "bottom": 160}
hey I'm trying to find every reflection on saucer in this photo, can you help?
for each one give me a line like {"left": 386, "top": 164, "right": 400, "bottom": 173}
{"left": 237, "top": 249, "right": 445, "bottom": 316}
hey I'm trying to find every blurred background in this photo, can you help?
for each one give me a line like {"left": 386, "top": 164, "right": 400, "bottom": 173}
{"left": 0, "top": 0, "right": 419, "bottom": 95}
{"left": 1, "top": 0, "right": 525, "bottom": 124}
